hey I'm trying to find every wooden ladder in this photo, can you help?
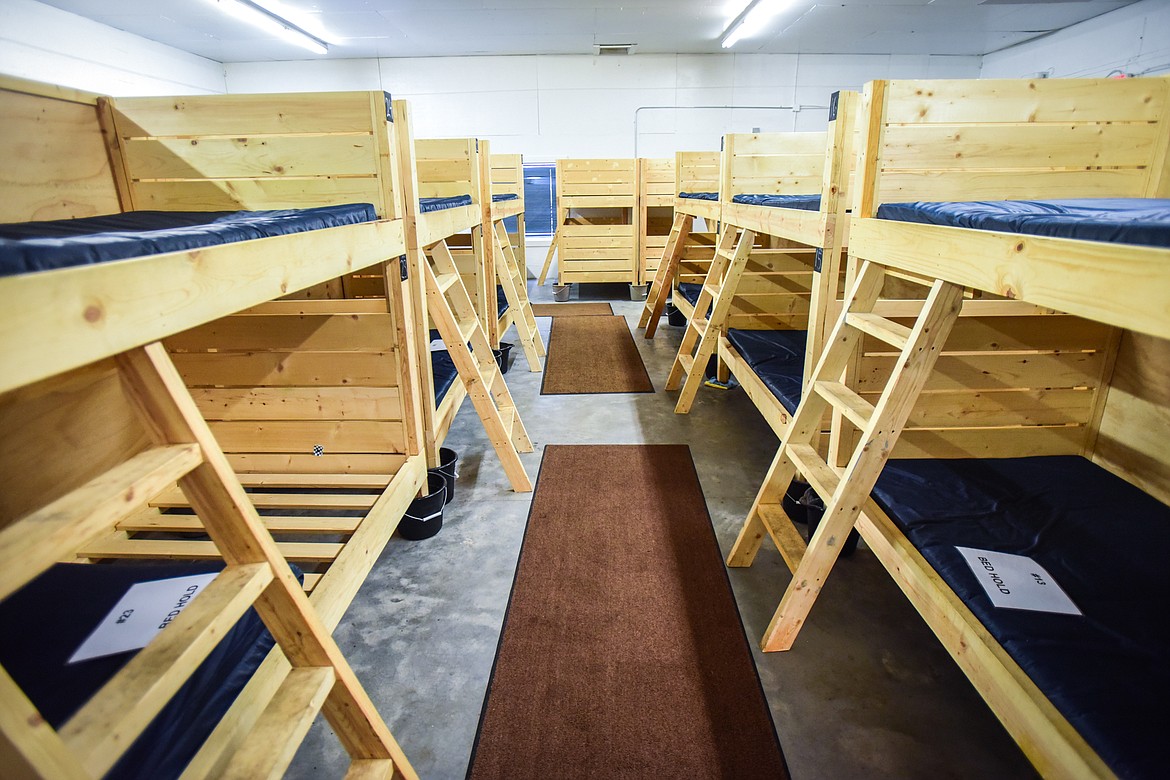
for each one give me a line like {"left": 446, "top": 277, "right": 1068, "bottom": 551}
{"left": 493, "top": 220, "right": 545, "bottom": 372}
{"left": 424, "top": 239, "right": 534, "bottom": 493}
{"left": 536, "top": 228, "right": 559, "bottom": 286}
{"left": 664, "top": 225, "right": 754, "bottom": 413}
{"left": 0, "top": 342, "right": 415, "bottom": 780}
{"left": 637, "top": 211, "right": 694, "bottom": 338}
{"left": 726, "top": 260, "right": 965, "bottom": 652}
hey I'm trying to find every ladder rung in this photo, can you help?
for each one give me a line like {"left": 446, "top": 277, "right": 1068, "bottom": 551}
{"left": 689, "top": 317, "right": 709, "bottom": 334}
{"left": 60, "top": 563, "right": 273, "bottom": 775}
{"left": 757, "top": 503, "right": 807, "bottom": 572}
{"left": 77, "top": 537, "right": 344, "bottom": 562}
{"left": 345, "top": 759, "right": 397, "bottom": 780}
{"left": 785, "top": 443, "right": 841, "bottom": 505}
{"left": 813, "top": 380, "right": 875, "bottom": 430}
{"left": 846, "top": 312, "right": 912, "bottom": 350}
{"left": 0, "top": 443, "right": 202, "bottom": 602}
{"left": 677, "top": 353, "right": 695, "bottom": 376}
{"left": 702, "top": 284, "right": 720, "bottom": 298}
{"left": 458, "top": 318, "right": 478, "bottom": 342}
{"left": 499, "top": 406, "right": 516, "bottom": 439}
{"left": 221, "top": 666, "right": 335, "bottom": 780}
{"left": 716, "top": 249, "right": 735, "bottom": 261}
{"left": 435, "top": 272, "right": 459, "bottom": 294}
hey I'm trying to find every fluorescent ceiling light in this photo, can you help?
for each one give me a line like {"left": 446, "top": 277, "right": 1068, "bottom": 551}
{"left": 209, "top": 0, "right": 329, "bottom": 54}
{"left": 720, "top": 0, "right": 790, "bottom": 49}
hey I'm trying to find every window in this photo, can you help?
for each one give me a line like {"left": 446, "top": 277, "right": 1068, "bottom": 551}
{"left": 521, "top": 162, "right": 556, "bottom": 237}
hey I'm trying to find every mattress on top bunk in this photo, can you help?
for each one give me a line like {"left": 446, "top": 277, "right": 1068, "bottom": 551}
{"left": 871, "top": 455, "right": 1170, "bottom": 780}
{"left": 419, "top": 195, "right": 474, "bottom": 213}
{"left": 678, "top": 192, "right": 719, "bottom": 201}
{"left": 725, "top": 328, "right": 807, "bottom": 414}
{"left": 0, "top": 560, "right": 294, "bottom": 780}
{"left": 491, "top": 193, "right": 520, "bottom": 203}
{"left": 876, "top": 198, "right": 1170, "bottom": 249}
{"left": 0, "top": 204, "right": 379, "bottom": 277}
{"left": 677, "top": 282, "right": 703, "bottom": 307}
{"left": 731, "top": 194, "right": 821, "bottom": 211}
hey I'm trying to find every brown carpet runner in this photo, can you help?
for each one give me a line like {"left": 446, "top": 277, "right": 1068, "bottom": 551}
{"left": 468, "top": 445, "right": 789, "bottom": 780}
{"left": 541, "top": 315, "right": 653, "bottom": 395}
{"left": 530, "top": 302, "right": 614, "bottom": 317}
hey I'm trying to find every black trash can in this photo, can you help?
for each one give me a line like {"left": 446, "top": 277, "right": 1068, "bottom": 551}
{"left": 399, "top": 473, "right": 446, "bottom": 540}
{"left": 666, "top": 302, "right": 686, "bottom": 327}
{"left": 782, "top": 479, "right": 809, "bottom": 524}
{"left": 800, "top": 487, "right": 860, "bottom": 557}
{"left": 430, "top": 447, "right": 459, "bottom": 505}
{"left": 494, "top": 341, "right": 514, "bottom": 374}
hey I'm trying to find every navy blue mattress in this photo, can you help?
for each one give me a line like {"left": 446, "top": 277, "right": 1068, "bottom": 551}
{"left": 496, "top": 285, "right": 510, "bottom": 319}
{"left": 492, "top": 193, "right": 520, "bottom": 203}
{"left": 876, "top": 198, "right": 1170, "bottom": 249}
{"left": 678, "top": 192, "right": 719, "bottom": 201}
{"left": 871, "top": 456, "right": 1170, "bottom": 779}
{"left": 419, "top": 195, "right": 474, "bottom": 213}
{"left": 431, "top": 349, "right": 459, "bottom": 404}
{"left": 0, "top": 204, "right": 378, "bottom": 277}
{"left": 0, "top": 561, "right": 292, "bottom": 780}
{"left": 725, "top": 329, "right": 806, "bottom": 413}
{"left": 677, "top": 282, "right": 702, "bottom": 307}
{"left": 731, "top": 194, "right": 821, "bottom": 211}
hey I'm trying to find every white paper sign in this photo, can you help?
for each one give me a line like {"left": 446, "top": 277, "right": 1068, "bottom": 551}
{"left": 68, "top": 572, "right": 218, "bottom": 664}
{"left": 429, "top": 338, "right": 445, "bottom": 352}
{"left": 956, "top": 547, "right": 1081, "bottom": 615}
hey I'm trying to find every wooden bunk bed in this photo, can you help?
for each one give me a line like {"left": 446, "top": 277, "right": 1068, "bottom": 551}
{"left": 0, "top": 77, "right": 419, "bottom": 778}
{"left": 482, "top": 144, "right": 543, "bottom": 370}
{"left": 637, "top": 157, "right": 675, "bottom": 287}
{"left": 728, "top": 76, "right": 1170, "bottom": 779}
{"left": 665, "top": 105, "right": 860, "bottom": 420}
{"left": 639, "top": 150, "right": 721, "bottom": 336}
{"left": 396, "top": 113, "right": 535, "bottom": 492}
{"left": 539, "top": 158, "right": 639, "bottom": 291}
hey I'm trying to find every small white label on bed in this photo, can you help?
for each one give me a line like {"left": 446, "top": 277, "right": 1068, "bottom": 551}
{"left": 68, "top": 572, "right": 218, "bottom": 664}
{"left": 956, "top": 547, "right": 1081, "bottom": 615}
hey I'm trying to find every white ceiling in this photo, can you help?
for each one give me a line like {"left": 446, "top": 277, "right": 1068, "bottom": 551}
{"left": 38, "top": 0, "right": 1138, "bottom": 62}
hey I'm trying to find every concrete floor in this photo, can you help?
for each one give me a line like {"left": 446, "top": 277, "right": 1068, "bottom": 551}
{"left": 287, "top": 259, "right": 1038, "bottom": 778}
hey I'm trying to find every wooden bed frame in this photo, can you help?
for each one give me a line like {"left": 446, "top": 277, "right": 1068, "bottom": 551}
{"left": 730, "top": 76, "right": 1170, "bottom": 779}
{"left": 637, "top": 157, "right": 675, "bottom": 285}
{"left": 550, "top": 158, "right": 639, "bottom": 287}
{"left": 487, "top": 149, "right": 526, "bottom": 345}
{"left": 0, "top": 77, "right": 420, "bottom": 778}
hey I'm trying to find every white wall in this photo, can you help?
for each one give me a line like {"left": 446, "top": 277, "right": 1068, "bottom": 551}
{"left": 981, "top": 0, "right": 1170, "bottom": 80}
{"left": 225, "top": 53, "right": 980, "bottom": 159}
{"left": 0, "top": 0, "right": 225, "bottom": 96}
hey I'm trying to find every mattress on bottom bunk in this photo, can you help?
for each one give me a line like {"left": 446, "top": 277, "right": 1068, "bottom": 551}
{"left": 871, "top": 456, "right": 1170, "bottom": 780}
{"left": 677, "top": 282, "right": 702, "bottom": 307}
{"left": 875, "top": 198, "right": 1170, "bottom": 249}
{"left": 419, "top": 195, "right": 474, "bottom": 213}
{"left": 496, "top": 285, "right": 510, "bottom": 319}
{"left": 0, "top": 561, "right": 294, "bottom": 780}
{"left": 725, "top": 329, "right": 807, "bottom": 413}
{"left": 491, "top": 193, "right": 520, "bottom": 203}
{"left": 0, "top": 203, "right": 379, "bottom": 277}
{"left": 731, "top": 194, "right": 821, "bottom": 211}
{"left": 432, "top": 349, "right": 460, "bottom": 404}
{"left": 678, "top": 192, "right": 719, "bottom": 201}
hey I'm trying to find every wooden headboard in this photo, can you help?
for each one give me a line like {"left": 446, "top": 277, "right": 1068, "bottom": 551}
{"left": 675, "top": 151, "right": 719, "bottom": 196}
{"left": 0, "top": 75, "right": 121, "bottom": 223}
{"left": 721, "top": 132, "right": 826, "bottom": 201}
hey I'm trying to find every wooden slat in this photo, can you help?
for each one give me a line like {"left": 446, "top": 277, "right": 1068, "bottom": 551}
{"left": 123, "top": 135, "right": 378, "bottom": 180}
{"left": 152, "top": 486, "right": 378, "bottom": 510}
{"left": 60, "top": 564, "right": 273, "bottom": 777}
{"left": 77, "top": 537, "right": 345, "bottom": 562}
{"left": 846, "top": 312, "right": 911, "bottom": 350}
{"left": 222, "top": 667, "right": 334, "bottom": 780}
{"left": 119, "top": 512, "right": 363, "bottom": 534}
{"left": 785, "top": 443, "right": 841, "bottom": 503}
{"left": 174, "top": 352, "right": 399, "bottom": 388}
{"left": 757, "top": 503, "right": 808, "bottom": 573}
{"left": 0, "top": 444, "right": 201, "bottom": 601}
{"left": 167, "top": 313, "right": 396, "bottom": 353}
{"left": 815, "top": 380, "right": 875, "bottom": 430}
{"left": 345, "top": 759, "right": 396, "bottom": 780}
{"left": 112, "top": 92, "right": 377, "bottom": 137}
{"left": 192, "top": 387, "right": 403, "bottom": 422}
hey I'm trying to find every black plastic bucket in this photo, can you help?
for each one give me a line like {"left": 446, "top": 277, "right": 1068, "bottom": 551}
{"left": 399, "top": 473, "right": 446, "bottom": 540}
{"left": 782, "top": 479, "right": 809, "bottom": 524}
{"left": 430, "top": 447, "right": 459, "bottom": 505}
{"left": 667, "top": 302, "right": 686, "bottom": 327}
{"left": 494, "top": 341, "right": 514, "bottom": 374}
{"left": 800, "top": 487, "right": 860, "bottom": 557}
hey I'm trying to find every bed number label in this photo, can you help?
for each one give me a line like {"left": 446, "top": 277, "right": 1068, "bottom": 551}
{"left": 956, "top": 547, "right": 1081, "bottom": 615}
{"left": 67, "top": 572, "right": 218, "bottom": 664}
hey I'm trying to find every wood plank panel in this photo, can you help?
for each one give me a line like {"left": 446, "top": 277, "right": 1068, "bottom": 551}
{"left": 124, "top": 135, "right": 377, "bottom": 180}
{"left": 131, "top": 178, "right": 383, "bottom": 212}
{"left": 173, "top": 351, "right": 399, "bottom": 388}
{"left": 227, "top": 453, "right": 407, "bottom": 474}
{"left": 111, "top": 92, "right": 379, "bottom": 137}
{"left": 167, "top": 314, "right": 396, "bottom": 353}
{"left": 192, "top": 387, "right": 403, "bottom": 421}
{"left": 857, "top": 351, "right": 1103, "bottom": 392}
{"left": 208, "top": 420, "right": 406, "bottom": 454}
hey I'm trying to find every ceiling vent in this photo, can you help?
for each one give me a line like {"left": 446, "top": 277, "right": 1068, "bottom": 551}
{"left": 596, "top": 43, "right": 635, "bottom": 56}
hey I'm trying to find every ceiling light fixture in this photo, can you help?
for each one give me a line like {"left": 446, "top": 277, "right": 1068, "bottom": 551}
{"left": 720, "top": 0, "right": 790, "bottom": 49}
{"left": 209, "top": 0, "right": 329, "bottom": 55}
